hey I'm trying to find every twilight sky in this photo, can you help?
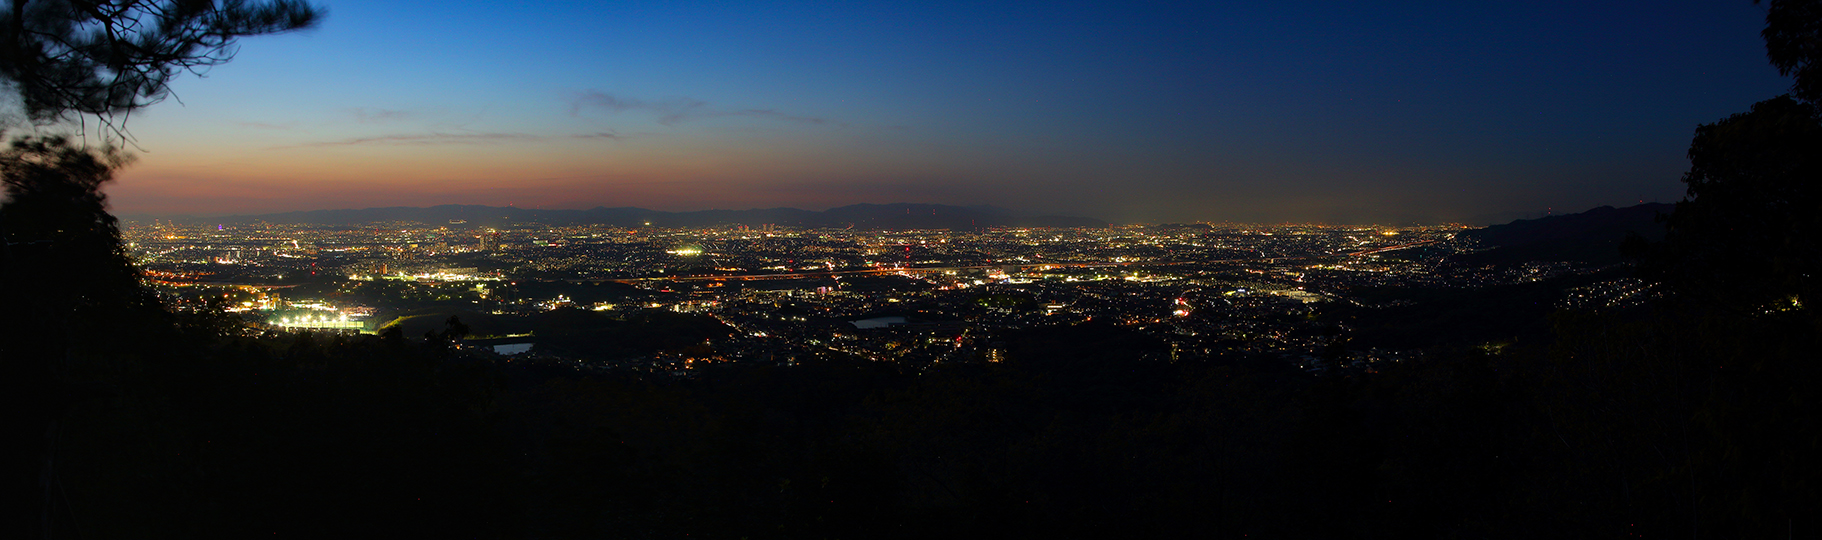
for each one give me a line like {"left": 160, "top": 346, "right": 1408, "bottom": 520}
{"left": 81, "top": 0, "right": 1794, "bottom": 224}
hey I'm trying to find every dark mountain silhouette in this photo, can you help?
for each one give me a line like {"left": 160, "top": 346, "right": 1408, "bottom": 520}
{"left": 1454, "top": 203, "right": 1672, "bottom": 265}
{"left": 139, "top": 203, "right": 1105, "bottom": 230}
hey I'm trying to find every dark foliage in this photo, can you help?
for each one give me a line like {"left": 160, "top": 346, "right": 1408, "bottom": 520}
{"left": 1627, "top": 2, "right": 1822, "bottom": 313}
{"left": 1630, "top": 95, "right": 1822, "bottom": 311}
{"left": 51, "top": 331, "right": 522, "bottom": 538}
{"left": 0, "top": 137, "right": 518, "bottom": 539}
{"left": 1764, "top": 0, "right": 1822, "bottom": 103}
{"left": 0, "top": 134, "right": 156, "bottom": 539}
{"left": 1327, "top": 268, "right": 1626, "bottom": 350}
{"left": 532, "top": 308, "right": 734, "bottom": 362}
{"left": 0, "top": 135, "right": 147, "bottom": 321}
{"left": 0, "top": 0, "right": 321, "bottom": 127}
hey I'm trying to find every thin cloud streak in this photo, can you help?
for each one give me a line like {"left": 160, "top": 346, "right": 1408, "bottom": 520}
{"left": 347, "top": 107, "right": 413, "bottom": 123}
{"left": 271, "top": 130, "right": 629, "bottom": 149}
{"left": 572, "top": 131, "right": 630, "bottom": 140}
{"left": 569, "top": 91, "right": 839, "bottom": 127}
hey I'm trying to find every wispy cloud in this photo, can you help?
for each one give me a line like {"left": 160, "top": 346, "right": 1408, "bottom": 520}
{"left": 347, "top": 107, "right": 413, "bottom": 123}
{"left": 569, "top": 91, "right": 839, "bottom": 127}
{"left": 272, "top": 130, "right": 633, "bottom": 149}
{"left": 572, "top": 131, "right": 631, "bottom": 140}
{"left": 272, "top": 132, "right": 521, "bottom": 149}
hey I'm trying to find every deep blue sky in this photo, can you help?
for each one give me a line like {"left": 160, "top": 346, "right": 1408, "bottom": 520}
{"left": 106, "top": 0, "right": 1792, "bottom": 224}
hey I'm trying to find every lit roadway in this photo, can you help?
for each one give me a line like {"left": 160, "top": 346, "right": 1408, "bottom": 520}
{"left": 1344, "top": 239, "right": 1442, "bottom": 257}
{"left": 570, "top": 261, "right": 1215, "bottom": 285}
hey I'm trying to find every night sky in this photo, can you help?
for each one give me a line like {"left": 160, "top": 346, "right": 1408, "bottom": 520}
{"left": 99, "top": 0, "right": 1791, "bottom": 224}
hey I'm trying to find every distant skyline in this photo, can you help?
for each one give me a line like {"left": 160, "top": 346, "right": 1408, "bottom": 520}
{"left": 58, "top": 0, "right": 1795, "bottom": 223}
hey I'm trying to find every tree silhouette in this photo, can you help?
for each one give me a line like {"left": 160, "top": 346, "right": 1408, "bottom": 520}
{"left": 1632, "top": 96, "right": 1822, "bottom": 311}
{"left": 1763, "top": 0, "right": 1822, "bottom": 103}
{"left": 1627, "top": 3, "right": 1822, "bottom": 313}
{"left": 1, "top": 0, "right": 322, "bottom": 134}
{"left": 0, "top": 134, "right": 155, "bottom": 540}
{"left": 0, "top": 135, "right": 140, "bottom": 302}
{"left": 0, "top": 3, "right": 321, "bottom": 536}
{"left": 0, "top": 132, "right": 190, "bottom": 537}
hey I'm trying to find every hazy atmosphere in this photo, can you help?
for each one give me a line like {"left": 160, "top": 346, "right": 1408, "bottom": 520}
{"left": 66, "top": 0, "right": 1792, "bottom": 223}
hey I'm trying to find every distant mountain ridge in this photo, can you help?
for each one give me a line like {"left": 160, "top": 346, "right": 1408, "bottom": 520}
{"left": 1455, "top": 203, "right": 1673, "bottom": 265}
{"left": 137, "top": 203, "right": 1107, "bottom": 230}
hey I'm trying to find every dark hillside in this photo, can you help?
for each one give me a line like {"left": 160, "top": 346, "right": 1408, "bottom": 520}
{"left": 1455, "top": 203, "right": 1670, "bottom": 265}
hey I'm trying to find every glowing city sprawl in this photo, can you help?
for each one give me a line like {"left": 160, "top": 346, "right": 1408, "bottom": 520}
{"left": 126, "top": 220, "right": 1648, "bottom": 376}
